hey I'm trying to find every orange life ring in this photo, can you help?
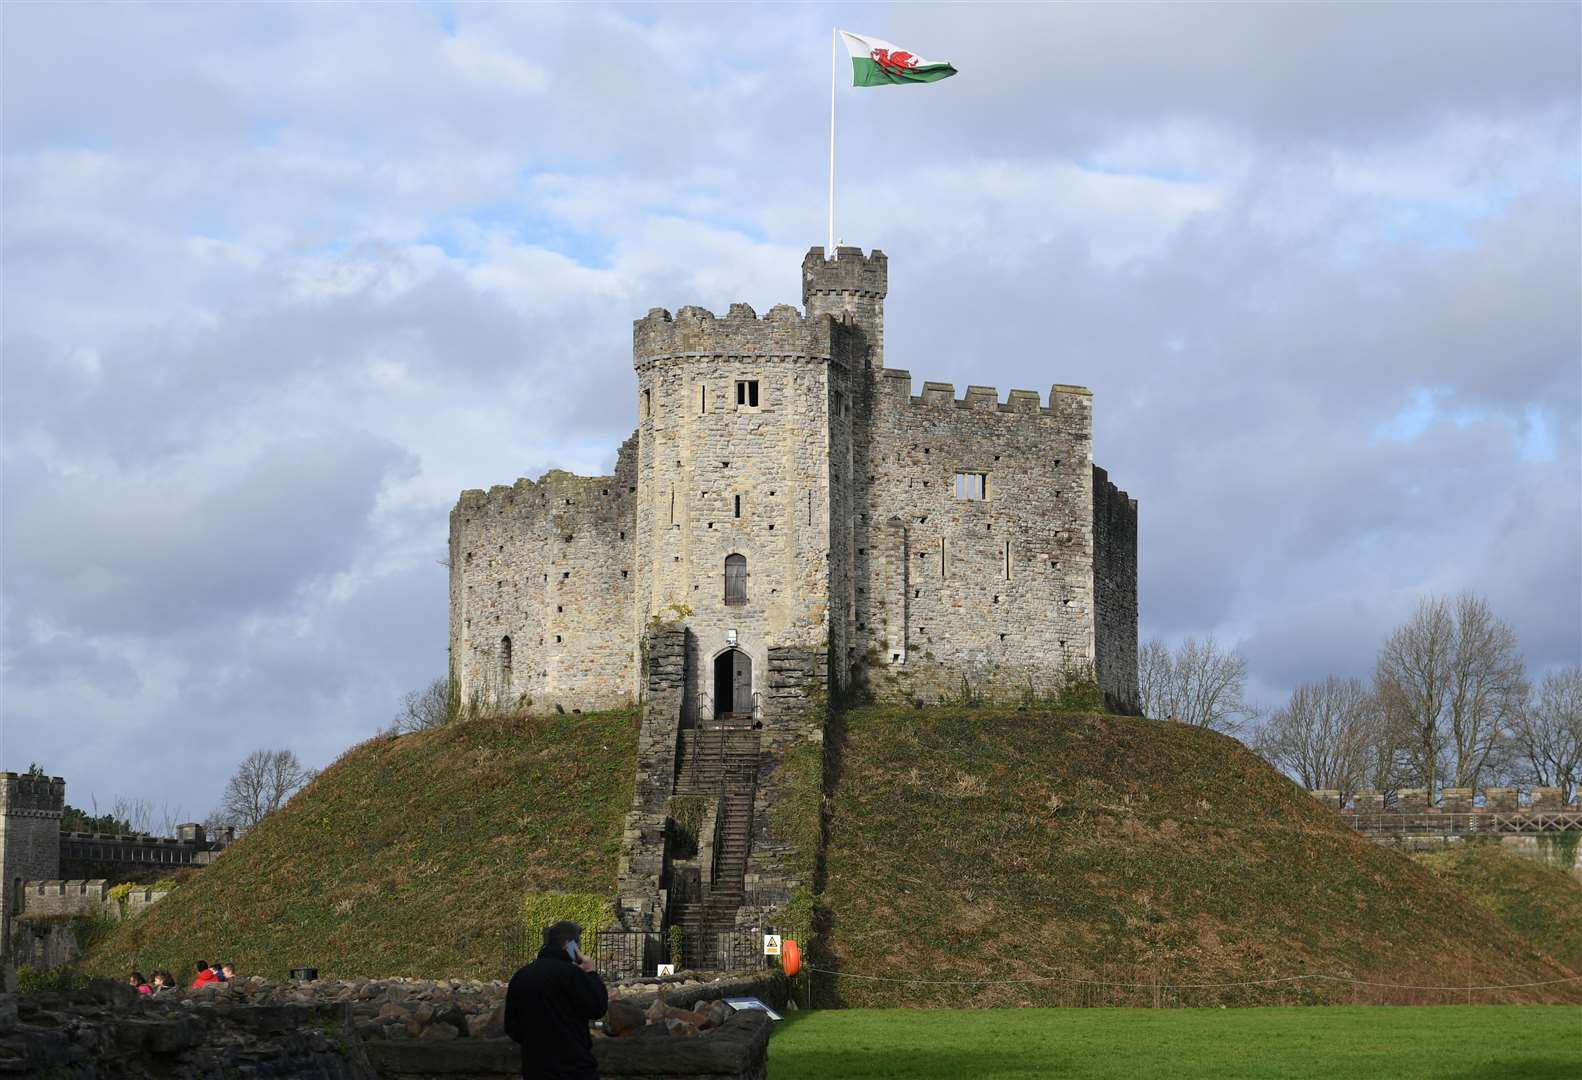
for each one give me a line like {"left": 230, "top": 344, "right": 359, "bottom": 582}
{"left": 782, "top": 939, "right": 801, "bottom": 977}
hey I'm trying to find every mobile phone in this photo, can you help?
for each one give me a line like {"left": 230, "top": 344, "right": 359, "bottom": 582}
{"left": 565, "top": 941, "right": 580, "bottom": 963}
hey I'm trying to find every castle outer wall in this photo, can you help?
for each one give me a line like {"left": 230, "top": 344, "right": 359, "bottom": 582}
{"left": 448, "top": 247, "right": 1138, "bottom": 717}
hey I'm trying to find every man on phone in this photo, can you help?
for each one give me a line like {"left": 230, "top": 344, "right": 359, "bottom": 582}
{"left": 504, "top": 920, "right": 609, "bottom": 1080}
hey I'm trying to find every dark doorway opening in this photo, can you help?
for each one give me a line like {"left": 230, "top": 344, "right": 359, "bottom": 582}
{"left": 712, "top": 649, "right": 753, "bottom": 718}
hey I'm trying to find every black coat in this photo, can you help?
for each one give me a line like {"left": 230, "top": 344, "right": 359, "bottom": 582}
{"left": 503, "top": 945, "right": 610, "bottom": 1080}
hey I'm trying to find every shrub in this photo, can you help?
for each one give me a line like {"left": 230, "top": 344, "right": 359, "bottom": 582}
{"left": 667, "top": 795, "right": 712, "bottom": 859}
{"left": 16, "top": 966, "right": 89, "bottom": 994}
{"left": 521, "top": 892, "right": 615, "bottom": 943}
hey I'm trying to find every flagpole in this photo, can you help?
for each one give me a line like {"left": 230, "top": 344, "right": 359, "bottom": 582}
{"left": 828, "top": 28, "right": 837, "bottom": 259}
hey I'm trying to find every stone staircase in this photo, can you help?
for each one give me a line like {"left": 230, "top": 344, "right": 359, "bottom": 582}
{"left": 669, "top": 728, "right": 760, "bottom": 970}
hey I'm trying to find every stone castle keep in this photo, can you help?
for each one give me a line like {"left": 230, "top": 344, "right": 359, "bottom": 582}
{"left": 449, "top": 247, "right": 1138, "bottom": 962}
{"left": 449, "top": 247, "right": 1138, "bottom": 721}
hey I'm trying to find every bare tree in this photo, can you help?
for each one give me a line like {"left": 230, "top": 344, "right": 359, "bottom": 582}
{"left": 1510, "top": 665, "right": 1582, "bottom": 801}
{"left": 108, "top": 796, "right": 154, "bottom": 834}
{"left": 390, "top": 677, "right": 453, "bottom": 734}
{"left": 1137, "top": 639, "right": 1172, "bottom": 722}
{"left": 217, "top": 749, "right": 316, "bottom": 830}
{"left": 1254, "top": 676, "right": 1380, "bottom": 795}
{"left": 1138, "top": 636, "right": 1257, "bottom": 735}
{"left": 1375, "top": 592, "right": 1524, "bottom": 796}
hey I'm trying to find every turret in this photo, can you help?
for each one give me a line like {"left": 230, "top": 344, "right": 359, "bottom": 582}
{"left": 802, "top": 246, "right": 887, "bottom": 368}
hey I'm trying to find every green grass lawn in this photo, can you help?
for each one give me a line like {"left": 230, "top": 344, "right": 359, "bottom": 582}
{"left": 767, "top": 1006, "right": 1582, "bottom": 1079}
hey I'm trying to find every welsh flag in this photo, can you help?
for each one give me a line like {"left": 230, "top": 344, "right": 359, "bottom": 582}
{"left": 839, "top": 30, "right": 958, "bottom": 86}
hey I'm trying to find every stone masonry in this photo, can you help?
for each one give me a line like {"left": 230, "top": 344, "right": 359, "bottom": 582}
{"left": 450, "top": 246, "right": 1140, "bottom": 964}
{"left": 449, "top": 246, "right": 1139, "bottom": 717}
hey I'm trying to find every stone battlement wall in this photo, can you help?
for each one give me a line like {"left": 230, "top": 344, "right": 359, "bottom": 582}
{"left": 850, "top": 367, "right": 1103, "bottom": 702}
{"left": 59, "top": 828, "right": 229, "bottom": 882}
{"left": 449, "top": 437, "right": 639, "bottom": 713}
{"left": 802, "top": 245, "right": 887, "bottom": 367}
{"left": 0, "top": 772, "right": 66, "bottom": 814}
{"left": 877, "top": 369, "right": 1095, "bottom": 416}
{"left": 633, "top": 303, "right": 862, "bottom": 370}
{"left": 1092, "top": 466, "right": 1140, "bottom": 714}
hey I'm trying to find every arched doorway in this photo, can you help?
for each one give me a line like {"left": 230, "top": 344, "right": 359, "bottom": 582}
{"left": 713, "top": 649, "right": 753, "bottom": 719}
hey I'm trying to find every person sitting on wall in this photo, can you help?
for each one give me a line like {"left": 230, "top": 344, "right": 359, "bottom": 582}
{"left": 151, "top": 970, "right": 176, "bottom": 995}
{"left": 128, "top": 971, "right": 152, "bottom": 995}
{"left": 504, "top": 920, "right": 609, "bottom": 1080}
{"left": 192, "top": 960, "right": 218, "bottom": 988}
{"left": 221, "top": 963, "right": 236, "bottom": 981}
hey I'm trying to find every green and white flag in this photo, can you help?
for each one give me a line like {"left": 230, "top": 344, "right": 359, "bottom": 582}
{"left": 839, "top": 30, "right": 958, "bottom": 86}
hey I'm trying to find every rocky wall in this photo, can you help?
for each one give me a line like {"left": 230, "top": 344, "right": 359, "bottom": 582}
{"left": 1092, "top": 465, "right": 1140, "bottom": 714}
{"left": 449, "top": 438, "right": 639, "bottom": 714}
{"left": 851, "top": 373, "right": 1102, "bottom": 703}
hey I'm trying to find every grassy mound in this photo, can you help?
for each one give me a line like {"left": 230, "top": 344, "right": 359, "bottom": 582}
{"left": 1415, "top": 841, "right": 1582, "bottom": 974}
{"left": 818, "top": 706, "right": 1582, "bottom": 1006}
{"left": 83, "top": 709, "right": 639, "bottom": 981}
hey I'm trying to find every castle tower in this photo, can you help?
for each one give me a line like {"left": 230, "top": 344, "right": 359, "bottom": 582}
{"left": 802, "top": 246, "right": 887, "bottom": 368}
{"left": 0, "top": 772, "right": 64, "bottom": 960}
{"left": 631, "top": 297, "right": 865, "bottom": 725}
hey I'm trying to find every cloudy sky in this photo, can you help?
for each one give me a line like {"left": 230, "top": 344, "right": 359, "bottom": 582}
{"left": 3, "top": 2, "right": 1578, "bottom": 821}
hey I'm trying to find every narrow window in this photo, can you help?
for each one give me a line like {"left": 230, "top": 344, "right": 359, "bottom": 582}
{"left": 499, "top": 636, "right": 512, "bottom": 688}
{"left": 1005, "top": 540, "right": 1011, "bottom": 580}
{"left": 954, "top": 473, "right": 988, "bottom": 501}
{"left": 725, "top": 554, "right": 747, "bottom": 605}
{"left": 736, "top": 380, "right": 760, "bottom": 407}
{"left": 700, "top": 384, "right": 708, "bottom": 414}
{"left": 833, "top": 389, "right": 844, "bottom": 416}
{"left": 734, "top": 494, "right": 742, "bottom": 519}
{"left": 641, "top": 387, "right": 651, "bottom": 419}
{"left": 670, "top": 488, "right": 675, "bottom": 525}
{"left": 940, "top": 537, "right": 947, "bottom": 579}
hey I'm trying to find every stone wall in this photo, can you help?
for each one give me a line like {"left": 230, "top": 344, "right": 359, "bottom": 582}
{"left": 446, "top": 246, "right": 1140, "bottom": 717}
{"left": 0, "top": 773, "right": 63, "bottom": 963}
{"left": 615, "top": 629, "right": 686, "bottom": 934}
{"left": 632, "top": 301, "right": 861, "bottom": 724}
{"left": 449, "top": 439, "right": 639, "bottom": 714}
{"left": 59, "top": 829, "right": 229, "bottom": 883}
{"left": 1092, "top": 466, "right": 1140, "bottom": 714}
{"left": 851, "top": 373, "right": 1106, "bottom": 703}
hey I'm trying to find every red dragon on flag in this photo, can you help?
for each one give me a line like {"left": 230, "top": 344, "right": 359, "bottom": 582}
{"left": 869, "top": 48, "right": 919, "bottom": 73}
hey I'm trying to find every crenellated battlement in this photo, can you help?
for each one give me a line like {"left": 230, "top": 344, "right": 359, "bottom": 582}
{"left": 875, "top": 369, "right": 1094, "bottom": 417}
{"left": 801, "top": 245, "right": 888, "bottom": 297}
{"left": 633, "top": 301, "right": 860, "bottom": 369}
{"left": 453, "top": 465, "right": 630, "bottom": 525}
{"left": 0, "top": 771, "right": 66, "bottom": 814}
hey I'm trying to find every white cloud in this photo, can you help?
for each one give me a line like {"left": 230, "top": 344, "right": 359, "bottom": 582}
{"left": 2, "top": 1, "right": 1576, "bottom": 811}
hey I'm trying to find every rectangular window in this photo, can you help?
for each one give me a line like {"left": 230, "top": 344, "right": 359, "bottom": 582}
{"left": 954, "top": 472, "right": 988, "bottom": 501}
{"left": 736, "top": 380, "right": 759, "bottom": 407}
{"left": 940, "top": 537, "right": 947, "bottom": 579}
{"left": 733, "top": 494, "right": 742, "bottom": 518}
{"left": 641, "top": 387, "right": 651, "bottom": 418}
{"left": 699, "top": 384, "right": 708, "bottom": 414}
{"left": 833, "top": 389, "right": 844, "bottom": 416}
{"left": 1005, "top": 540, "right": 1012, "bottom": 580}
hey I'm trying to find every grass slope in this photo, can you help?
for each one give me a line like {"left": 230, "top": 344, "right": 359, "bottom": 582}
{"left": 84, "top": 709, "right": 638, "bottom": 981}
{"left": 819, "top": 706, "right": 1582, "bottom": 1007}
{"left": 1415, "top": 842, "right": 1582, "bottom": 974}
{"left": 769, "top": 1006, "right": 1582, "bottom": 1080}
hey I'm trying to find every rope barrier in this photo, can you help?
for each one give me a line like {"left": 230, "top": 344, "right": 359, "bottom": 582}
{"left": 803, "top": 965, "right": 1582, "bottom": 992}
